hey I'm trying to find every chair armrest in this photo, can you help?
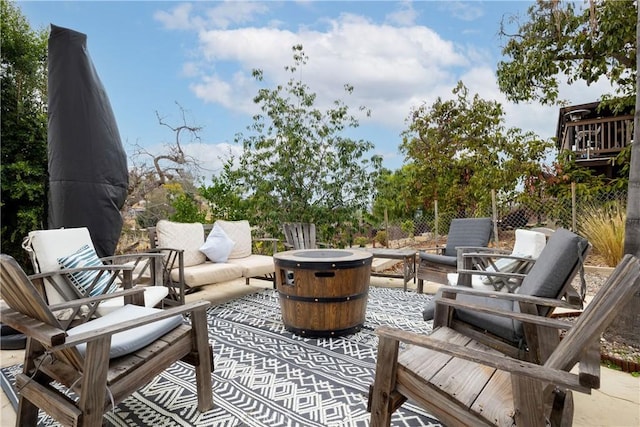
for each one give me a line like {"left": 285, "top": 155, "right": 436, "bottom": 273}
{"left": 57, "top": 301, "right": 210, "bottom": 350}
{"left": 436, "top": 285, "right": 578, "bottom": 310}
{"left": 0, "top": 309, "right": 67, "bottom": 346}
{"left": 48, "top": 287, "right": 146, "bottom": 311}
{"left": 100, "top": 252, "right": 164, "bottom": 263}
{"left": 376, "top": 326, "right": 590, "bottom": 393}
{"left": 419, "top": 246, "right": 445, "bottom": 255}
{"left": 253, "top": 237, "right": 279, "bottom": 255}
{"left": 435, "top": 295, "right": 574, "bottom": 330}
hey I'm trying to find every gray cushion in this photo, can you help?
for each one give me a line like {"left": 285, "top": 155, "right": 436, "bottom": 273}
{"left": 453, "top": 228, "right": 587, "bottom": 344}
{"left": 419, "top": 252, "right": 457, "bottom": 267}
{"left": 423, "top": 300, "right": 436, "bottom": 320}
{"left": 454, "top": 294, "right": 522, "bottom": 343}
{"left": 67, "top": 304, "right": 184, "bottom": 359}
{"left": 444, "top": 218, "right": 493, "bottom": 257}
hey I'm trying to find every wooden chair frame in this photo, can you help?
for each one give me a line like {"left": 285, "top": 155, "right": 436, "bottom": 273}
{"left": 369, "top": 255, "right": 640, "bottom": 427}
{"left": 0, "top": 254, "right": 214, "bottom": 427}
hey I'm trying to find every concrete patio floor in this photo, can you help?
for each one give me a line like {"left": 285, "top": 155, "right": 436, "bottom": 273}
{"left": 1, "top": 272, "right": 638, "bottom": 426}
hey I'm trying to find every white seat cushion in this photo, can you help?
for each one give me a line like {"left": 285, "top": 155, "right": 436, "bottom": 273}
{"left": 214, "top": 220, "right": 252, "bottom": 259}
{"left": 226, "top": 254, "right": 275, "bottom": 277}
{"left": 67, "top": 304, "right": 184, "bottom": 359}
{"left": 172, "top": 262, "right": 243, "bottom": 287}
{"left": 156, "top": 220, "right": 206, "bottom": 267}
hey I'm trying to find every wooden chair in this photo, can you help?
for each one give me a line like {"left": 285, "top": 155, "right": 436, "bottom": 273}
{"left": 22, "top": 227, "right": 167, "bottom": 319}
{"left": 417, "top": 217, "right": 493, "bottom": 292}
{"left": 0, "top": 254, "right": 214, "bottom": 427}
{"left": 282, "top": 222, "right": 329, "bottom": 250}
{"left": 426, "top": 228, "right": 590, "bottom": 363}
{"left": 369, "top": 254, "right": 640, "bottom": 427}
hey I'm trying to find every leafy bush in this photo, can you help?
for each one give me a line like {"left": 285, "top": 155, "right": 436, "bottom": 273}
{"left": 374, "top": 230, "right": 388, "bottom": 247}
{"left": 579, "top": 201, "right": 626, "bottom": 267}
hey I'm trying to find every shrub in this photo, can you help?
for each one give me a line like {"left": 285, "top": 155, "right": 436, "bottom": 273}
{"left": 579, "top": 201, "right": 625, "bottom": 267}
{"left": 375, "top": 230, "right": 388, "bottom": 247}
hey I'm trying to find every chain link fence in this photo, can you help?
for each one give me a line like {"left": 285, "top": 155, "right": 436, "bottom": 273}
{"left": 361, "top": 185, "right": 628, "bottom": 249}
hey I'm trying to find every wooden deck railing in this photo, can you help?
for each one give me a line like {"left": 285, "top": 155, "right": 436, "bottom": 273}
{"left": 560, "top": 115, "right": 633, "bottom": 159}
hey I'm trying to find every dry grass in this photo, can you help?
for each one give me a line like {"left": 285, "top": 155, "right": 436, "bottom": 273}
{"left": 579, "top": 202, "right": 626, "bottom": 267}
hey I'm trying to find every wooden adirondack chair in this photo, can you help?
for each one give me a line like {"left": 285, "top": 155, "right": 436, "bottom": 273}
{"left": 282, "top": 223, "right": 329, "bottom": 250}
{"left": 0, "top": 254, "right": 214, "bottom": 427}
{"left": 368, "top": 254, "right": 640, "bottom": 427}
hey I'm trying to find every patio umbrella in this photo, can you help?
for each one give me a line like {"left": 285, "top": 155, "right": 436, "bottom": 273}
{"left": 47, "top": 24, "right": 128, "bottom": 258}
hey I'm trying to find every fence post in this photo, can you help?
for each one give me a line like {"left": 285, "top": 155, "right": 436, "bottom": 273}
{"left": 384, "top": 207, "right": 389, "bottom": 248}
{"left": 491, "top": 189, "right": 499, "bottom": 244}
{"left": 571, "top": 181, "right": 577, "bottom": 232}
{"left": 434, "top": 200, "right": 439, "bottom": 244}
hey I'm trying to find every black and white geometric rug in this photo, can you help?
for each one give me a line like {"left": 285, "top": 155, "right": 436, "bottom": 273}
{"left": 1, "top": 287, "right": 442, "bottom": 426}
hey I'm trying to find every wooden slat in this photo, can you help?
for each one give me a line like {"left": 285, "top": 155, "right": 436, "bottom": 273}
{"left": 470, "top": 370, "right": 514, "bottom": 426}
{"left": 16, "top": 373, "right": 82, "bottom": 426}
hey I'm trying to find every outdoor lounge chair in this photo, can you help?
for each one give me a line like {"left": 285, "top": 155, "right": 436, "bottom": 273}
{"left": 0, "top": 254, "right": 214, "bottom": 427}
{"left": 447, "top": 228, "right": 548, "bottom": 292}
{"left": 368, "top": 254, "right": 640, "bottom": 427}
{"left": 22, "top": 227, "right": 168, "bottom": 321}
{"left": 425, "top": 228, "right": 590, "bottom": 363}
{"left": 282, "top": 222, "right": 329, "bottom": 250}
{"left": 416, "top": 217, "right": 493, "bottom": 292}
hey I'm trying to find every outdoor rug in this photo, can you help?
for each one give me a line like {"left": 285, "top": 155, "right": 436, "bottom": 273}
{"left": 1, "top": 287, "right": 442, "bottom": 426}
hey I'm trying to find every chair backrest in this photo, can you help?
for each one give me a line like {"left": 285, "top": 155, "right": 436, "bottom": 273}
{"left": 283, "top": 223, "right": 317, "bottom": 250}
{"left": 22, "top": 227, "right": 98, "bottom": 304}
{"left": 545, "top": 254, "right": 639, "bottom": 372}
{"left": 0, "top": 254, "right": 84, "bottom": 370}
{"left": 444, "top": 217, "right": 493, "bottom": 257}
{"left": 517, "top": 228, "right": 588, "bottom": 302}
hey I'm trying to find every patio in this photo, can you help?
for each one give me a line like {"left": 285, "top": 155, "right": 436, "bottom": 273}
{"left": 1, "top": 270, "right": 638, "bottom": 426}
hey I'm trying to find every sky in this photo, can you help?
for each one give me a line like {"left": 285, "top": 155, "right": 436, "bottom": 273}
{"left": 20, "top": 0, "right": 613, "bottom": 179}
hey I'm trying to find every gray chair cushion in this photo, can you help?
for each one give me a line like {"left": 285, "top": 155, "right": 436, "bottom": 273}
{"left": 454, "top": 294, "right": 521, "bottom": 343}
{"left": 453, "top": 228, "right": 588, "bottom": 344}
{"left": 423, "top": 300, "right": 436, "bottom": 320}
{"left": 444, "top": 218, "right": 493, "bottom": 257}
{"left": 419, "top": 252, "right": 457, "bottom": 267}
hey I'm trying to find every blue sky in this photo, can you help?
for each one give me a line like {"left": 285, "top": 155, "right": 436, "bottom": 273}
{"left": 20, "top": 1, "right": 610, "bottom": 179}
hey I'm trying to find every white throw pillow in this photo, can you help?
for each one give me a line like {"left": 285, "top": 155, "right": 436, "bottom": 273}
{"left": 156, "top": 220, "right": 206, "bottom": 267}
{"left": 58, "top": 244, "right": 118, "bottom": 297}
{"left": 200, "top": 224, "right": 236, "bottom": 263}
{"left": 214, "top": 220, "right": 252, "bottom": 259}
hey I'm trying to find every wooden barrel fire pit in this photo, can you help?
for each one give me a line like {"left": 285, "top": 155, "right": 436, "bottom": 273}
{"left": 273, "top": 249, "right": 373, "bottom": 337}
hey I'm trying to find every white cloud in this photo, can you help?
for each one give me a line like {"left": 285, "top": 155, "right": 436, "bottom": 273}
{"left": 385, "top": 1, "right": 419, "bottom": 26}
{"left": 440, "top": 1, "right": 485, "bottom": 22}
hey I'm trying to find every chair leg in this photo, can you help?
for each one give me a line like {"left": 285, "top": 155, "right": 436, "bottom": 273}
{"left": 79, "top": 337, "right": 110, "bottom": 427}
{"left": 16, "top": 395, "right": 39, "bottom": 426}
{"left": 191, "top": 310, "right": 214, "bottom": 412}
{"left": 369, "top": 336, "right": 400, "bottom": 427}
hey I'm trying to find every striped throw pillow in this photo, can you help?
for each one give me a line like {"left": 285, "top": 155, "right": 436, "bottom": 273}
{"left": 58, "top": 245, "right": 118, "bottom": 297}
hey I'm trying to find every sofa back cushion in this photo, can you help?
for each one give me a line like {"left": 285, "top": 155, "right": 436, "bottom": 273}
{"left": 214, "top": 220, "right": 252, "bottom": 259}
{"left": 156, "top": 220, "right": 206, "bottom": 267}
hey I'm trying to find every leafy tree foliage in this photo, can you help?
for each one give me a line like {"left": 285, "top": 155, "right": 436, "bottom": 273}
{"left": 371, "top": 165, "right": 420, "bottom": 221}
{"left": 497, "top": 0, "right": 636, "bottom": 109}
{"left": 400, "top": 82, "right": 551, "bottom": 218}
{"left": 498, "top": 0, "right": 639, "bottom": 345}
{"left": 206, "top": 45, "right": 382, "bottom": 242}
{"left": 1, "top": 0, "right": 48, "bottom": 266}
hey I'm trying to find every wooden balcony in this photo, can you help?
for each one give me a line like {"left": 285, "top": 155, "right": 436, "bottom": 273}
{"left": 559, "top": 114, "right": 633, "bottom": 162}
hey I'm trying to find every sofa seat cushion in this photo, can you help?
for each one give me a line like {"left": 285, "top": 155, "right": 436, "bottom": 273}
{"left": 68, "top": 304, "right": 184, "bottom": 359}
{"left": 171, "top": 262, "right": 243, "bottom": 287}
{"left": 226, "top": 254, "right": 274, "bottom": 278}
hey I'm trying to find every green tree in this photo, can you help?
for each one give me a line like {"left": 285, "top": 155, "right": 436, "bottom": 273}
{"left": 497, "top": 0, "right": 639, "bottom": 346}
{"left": 497, "top": 0, "right": 636, "bottom": 109}
{"left": 215, "top": 45, "right": 382, "bottom": 241}
{"left": 371, "top": 165, "right": 420, "bottom": 222}
{"left": 1, "top": 0, "right": 48, "bottom": 267}
{"left": 400, "top": 82, "right": 551, "bottom": 218}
